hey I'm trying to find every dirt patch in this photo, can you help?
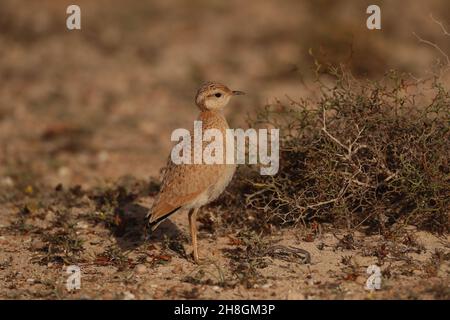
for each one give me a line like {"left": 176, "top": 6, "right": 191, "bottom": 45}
{"left": 0, "top": 180, "right": 448, "bottom": 299}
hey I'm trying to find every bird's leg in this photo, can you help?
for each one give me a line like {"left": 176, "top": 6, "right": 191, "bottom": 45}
{"left": 188, "top": 208, "right": 200, "bottom": 263}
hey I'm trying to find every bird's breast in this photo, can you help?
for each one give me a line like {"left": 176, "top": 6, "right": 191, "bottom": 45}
{"left": 186, "top": 111, "right": 237, "bottom": 206}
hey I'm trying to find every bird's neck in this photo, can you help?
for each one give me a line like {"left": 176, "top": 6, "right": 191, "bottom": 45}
{"left": 197, "top": 110, "right": 229, "bottom": 130}
{"left": 199, "top": 109, "right": 223, "bottom": 117}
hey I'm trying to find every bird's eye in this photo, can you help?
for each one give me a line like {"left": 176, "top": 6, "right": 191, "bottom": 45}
{"left": 214, "top": 93, "right": 222, "bottom": 98}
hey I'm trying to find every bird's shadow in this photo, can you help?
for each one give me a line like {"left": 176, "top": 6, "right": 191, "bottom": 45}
{"left": 110, "top": 202, "right": 185, "bottom": 251}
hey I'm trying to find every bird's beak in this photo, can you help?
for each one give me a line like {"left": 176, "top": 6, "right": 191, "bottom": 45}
{"left": 232, "top": 90, "right": 245, "bottom": 96}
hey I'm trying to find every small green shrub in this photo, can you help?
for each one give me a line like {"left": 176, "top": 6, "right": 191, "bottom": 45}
{"left": 219, "top": 69, "right": 449, "bottom": 234}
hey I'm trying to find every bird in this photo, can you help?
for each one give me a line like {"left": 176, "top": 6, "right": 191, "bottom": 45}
{"left": 147, "top": 82, "right": 245, "bottom": 263}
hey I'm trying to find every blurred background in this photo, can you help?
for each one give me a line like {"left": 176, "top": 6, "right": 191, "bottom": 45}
{"left": 1, "top": 0, "right": 449, "bottom": 188}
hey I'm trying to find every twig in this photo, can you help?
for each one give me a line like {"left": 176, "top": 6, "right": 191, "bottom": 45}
{"left": 430, "top": 14, "right": 450, "bottom": 37}
{"left": 412, "top": 32, "right": 450, "bottom": 66}
{"left": 321, "top": 109, "right": 350, "bottom": 153}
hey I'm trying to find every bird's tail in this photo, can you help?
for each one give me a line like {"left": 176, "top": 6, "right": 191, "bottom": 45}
{"left": 146, "top": 206, "right": 181, "bottom": 232}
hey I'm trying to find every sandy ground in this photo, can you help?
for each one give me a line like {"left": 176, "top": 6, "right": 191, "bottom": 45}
{"left": 0, "top": 0, "right": 449, "bottom": 299}
{"left": 0, "top": 191, "right": 448, "bottom": 300}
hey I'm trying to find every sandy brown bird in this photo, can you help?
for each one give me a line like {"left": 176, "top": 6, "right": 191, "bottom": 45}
{"left": 147, "top": 82, "right": 244, "bottom": 263}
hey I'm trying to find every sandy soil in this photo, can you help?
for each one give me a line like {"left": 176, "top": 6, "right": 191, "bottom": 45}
{"left": 0, "top": 189, "right": 448, "bottom": 300}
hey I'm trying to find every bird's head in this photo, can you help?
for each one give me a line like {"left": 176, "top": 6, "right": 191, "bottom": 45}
{"left": 195, "top": 81, "right": 244, "bottom": 111}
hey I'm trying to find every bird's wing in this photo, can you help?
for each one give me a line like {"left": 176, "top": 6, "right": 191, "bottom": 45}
{"left": 147, "top": 161, "right": 225, "bottom": 229}
{"left": 147, "top": 110, "right": 230, "bottom": 230}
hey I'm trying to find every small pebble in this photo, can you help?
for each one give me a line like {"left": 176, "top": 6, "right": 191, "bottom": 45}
{"left": 58, "top": 166, "right": 71, "bottom": 177}
{"left": 123, "top": 291, "right": 135, "bottom": 300}
{"left": 135, "top": 264, "right": 147, "bottom": 274}
{"left": 31, "top": 239, "right": 46, "bottom": 250}
{"left": 98, "top": 151, "right": 109, "bottom": 162}
{"left": 76, "top": 221, "right": 89, "bottom": 229}
{"left": 45, "top": 212, "right": 55, "bottom": 221}
{"left": 1, "top": 177, "right": 14, "bottom": 187}
{"left": 262, "top": 283, "right": 272, "bottom": 289}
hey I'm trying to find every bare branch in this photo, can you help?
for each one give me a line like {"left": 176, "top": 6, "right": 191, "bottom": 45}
{"left": 412, "top": 31, "right": 450, "bottom": 66}
{"left": 430, "top": 14, "right": 450, "bottom": 37}
{"left": 321, "top": 108, "right": 350, "bottom": 153}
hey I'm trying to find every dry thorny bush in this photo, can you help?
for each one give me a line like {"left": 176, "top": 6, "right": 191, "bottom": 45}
{"left": 217, "top": 69, "right": 449, "bottom": 235}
